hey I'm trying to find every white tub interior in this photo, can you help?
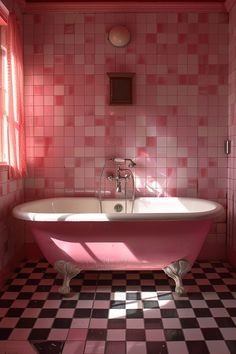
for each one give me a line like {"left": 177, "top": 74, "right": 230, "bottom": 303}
{"left": 12, "top": 197, "right": 224, "bottom": 222}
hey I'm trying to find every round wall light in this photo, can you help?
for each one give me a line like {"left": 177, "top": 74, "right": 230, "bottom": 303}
{"left": 108, "top": 25, "right": 131, "bottom": 48}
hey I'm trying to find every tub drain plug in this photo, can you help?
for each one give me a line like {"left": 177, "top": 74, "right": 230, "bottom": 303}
{"left": 114, "top": 204, "right": 123, "bottom": 212}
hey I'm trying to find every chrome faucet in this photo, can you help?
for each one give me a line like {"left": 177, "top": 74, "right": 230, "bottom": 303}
{"left": 107, "top": 166, "right": 132, "bottom": 193}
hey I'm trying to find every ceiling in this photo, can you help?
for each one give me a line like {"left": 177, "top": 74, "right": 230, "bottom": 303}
{"left": 23, "top": 0, "right": 231, "bottom": 14}
{"left": 25, "top": 0, "right": 225, "bottom": 2}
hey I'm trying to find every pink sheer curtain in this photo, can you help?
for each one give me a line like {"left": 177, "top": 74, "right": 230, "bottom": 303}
{"left": 6, "top": 12, "right": 26, "bottom": 178}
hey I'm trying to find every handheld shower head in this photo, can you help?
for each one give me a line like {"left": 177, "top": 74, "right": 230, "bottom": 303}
{"left": 111, "top": 158, "right": 136, "bottom": 168}
{"left": 113, "top": 158, "right": 125, "bottom": 164}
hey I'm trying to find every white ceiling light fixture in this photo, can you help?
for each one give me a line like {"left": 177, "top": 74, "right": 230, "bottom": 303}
{"left": 108, "top": 25, "right": 131, "bottom": 48}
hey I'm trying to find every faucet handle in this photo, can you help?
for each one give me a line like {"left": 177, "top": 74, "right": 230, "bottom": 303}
{"left": 126, "top": 159, "right": 136, "bottom": 168}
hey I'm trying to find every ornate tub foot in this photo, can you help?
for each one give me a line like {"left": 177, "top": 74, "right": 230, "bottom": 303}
{"left": 163, "top": 259, "right": 192, "bottom": 296}
{"left": 54, "top": 260, "right": 81, "bottom": 295}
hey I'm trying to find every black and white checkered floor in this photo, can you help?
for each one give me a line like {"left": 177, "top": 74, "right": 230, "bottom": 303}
{"left": 0, "top": 260, "right": 236, "bottom": 354}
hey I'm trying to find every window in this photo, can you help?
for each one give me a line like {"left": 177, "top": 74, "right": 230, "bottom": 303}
{"left": 0, "top": 11, "right": 26, "bottom": 178}
{"left": 0, "top": 26, "right": 9, "bottom": 164}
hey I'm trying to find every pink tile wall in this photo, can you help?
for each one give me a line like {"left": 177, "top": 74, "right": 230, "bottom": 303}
{"left": 23, "top": 12, "right": 228, "bottom": 259}
{"left": 0, "top": 167, "right": 24, "bottom": 287}
{"left": 227, "top": 3, "right": 236, "bottom": 265}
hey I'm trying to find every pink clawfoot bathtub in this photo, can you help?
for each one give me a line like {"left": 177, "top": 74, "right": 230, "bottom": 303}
{"left": 12, "top": 197, "right": 224, "bottom": 295}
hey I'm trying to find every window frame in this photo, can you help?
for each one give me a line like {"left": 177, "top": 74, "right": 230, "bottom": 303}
{"left": 0, "top": 26, "right": 9, "bottom": 165}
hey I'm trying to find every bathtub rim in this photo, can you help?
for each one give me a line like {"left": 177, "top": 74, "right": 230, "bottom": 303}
{"left": 12, "top": 196, "right": 224, "bottom": 222}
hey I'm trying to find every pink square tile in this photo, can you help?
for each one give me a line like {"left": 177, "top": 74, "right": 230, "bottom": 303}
{"left": 0, "top": 318, "right": 19, "bottom": 328}
{"left": 31, "top": 292, "right": 48, "bottom": 300}
{"left": 67, "top": 328, "right": 88, "bottom": 341}
{"left": 126, "top": 341, "right": 147, "bottom": 354}
{"left": 183, "top": 328, "right": 204, "bottom": 341}
{"left": 0, "top": 341, "right": 36, "bottom": 354}
{"left": 71, "top": 319, "right": 90, "bottom": 329}
{"left": 162, "top": 318, "right": 181, "bottom": 329}
{"left": 89, "top": 319, "right": 108, "bottom": 328}
{"left": 12, "top": 300, "right": 29, "bottom": 308}
{"left": 107, "top": 329, "right": 126, "bottom": 341}
{"left": 62, "top": 341, "right": 85, "bottom": 354}
{"left": 210, "top": 308, "right": 229, "bottom": 317}
{"left": 126, "top": 319, "right": 145, "bottom": 329}
{"left": 167, "top": 342, "right": 188, "bottom": 354}
{"left": 22, "top": 308, "right": 41, "bottom": 318}
{"left": 145, "top": 329, "right": 165, "bottom": 341}
{"left": 84, "top": 340, "right": 105, "bottom": 354}
{"left": 220, "top": 328, "right": 236, "bottom": 340}
{"left": 197, "top": 317, "right": 217, "bottom": 328}
{"left": 34, "top": 318, "right": 54, "bottom": 328}
{"left": 57, "top": 309, "right": 74, "bottom": 318}
{"left": 0, "top": 308, "right": 8, "bottom": 317}
{"left": 48, "top": 329, "right": 69, "bottom": 341}
{"left": 206, "top": 340, "right": 231, "bottom": 354}
{"left": 9, "top": 328, "right": 31, "bottom": 341}
{"left": 1, "top": 292, "right": 18, "bottom": 300}
{"left": 177, "top": 309, "right": 195, "bottom": 318}
{"left": 44, "top": 300, "right": 61, "bottom": 308}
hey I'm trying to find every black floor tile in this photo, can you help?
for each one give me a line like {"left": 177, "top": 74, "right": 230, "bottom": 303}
{"left": 194, "top": 308, "right": 212, "bottom": 317}
{"left": 215, "top": 317, "right": 236, "bottom": 327}
{"left": 226, "top": 340, "right": 236, "bottom": 354}
{"left": 52, "top": 318, "right": 72, "bottom": 328}
{"left": 95, "top": 292, "right": 110, "bottom": 300}
{"left": 17, "top": 292, "right": 33, "bottom": 299}
{"left": 28, "top": 300, "right": 45, "bottom": 308}
{"left": 110, "top": 300, "right": 126, "bottom": 309}
{"left": 16, "top": 317, "right": 37, "bottom": 328}
{"left": 79, "top": 292, "right": 94, "bottom": 300}
{"left": 126, "top": 309, "right": 143, "bottom": 318}
{"left": 28, "top": 329, "right": 50, "bottom": 340}
{"left": 32, "top": 340, "right": 64, "bottom": 354}
{"left": 6, "top": 308, "right": 24, "bottom": 317}
{"left": 201, "top": 327, "right": 224, "bottom": 340}
{"left": 160, "top": 309, "right": 178, "bottom": 318}
{"left": 74, "top": 308, "right": 91, "bottom": 318}
{"left": 60, "top": 300, "right": 77, "bottom": 308}
{"left": 91, "top": 309, "right": 109, "bottom": 318}
{"left": 126, "top": 329, "right": 145, "bottom": 341}
{"left": 39, "top": 309, "right": 58, "bottom": 318}
{"left": 87, "top": 328, "right": 107, "bottom": 340}
{"left": 143, "top": 300, "right": 159, "bottom": 309}
{"left": 126, "top": 292, "right": 141, "bottom": 300}
{"left": 0, "top": 328, "right": 12, "bottom": 340}
{"left": 0, "top": 300, "right": 14, "bottom": 308}
{"left": 146, "top": 341, "right": 168, "bottom": 354}
{"left": 144, "top": 318, "right": 163, "bottom": 329}
{"left": 187, "top": 341, "right": 210, "bottom": 354}
{"left": 180, "top": 317, "right": 199, "bottom": 328}
{"left": 108, "top": 318, "right": 126, "bottom": 329}
{"left": 164, "top": 328, "right": 185, "bottom": 341}
{"left": 105, "top": 341, "right": 126, "bottom": 354}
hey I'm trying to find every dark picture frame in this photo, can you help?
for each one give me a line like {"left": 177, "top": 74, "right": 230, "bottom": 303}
{"left": 107, "top": 73, "right": 135, "bottom": 105}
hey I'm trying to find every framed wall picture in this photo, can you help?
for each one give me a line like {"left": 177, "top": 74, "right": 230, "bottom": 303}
{"left": 107, "top": 73, "right": 135, "bottom": 105}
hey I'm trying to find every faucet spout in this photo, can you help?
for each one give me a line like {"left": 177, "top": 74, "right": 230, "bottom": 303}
{"left": 116, "top": 180, "right": 122, "bottom": 193}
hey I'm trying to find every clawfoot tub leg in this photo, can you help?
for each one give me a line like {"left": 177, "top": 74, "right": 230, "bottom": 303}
{"left": 54, "top": 260, "right": 81, "bottom": 295}
{"left": 163, "top": 259, "right": 192, "bottom": 296}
